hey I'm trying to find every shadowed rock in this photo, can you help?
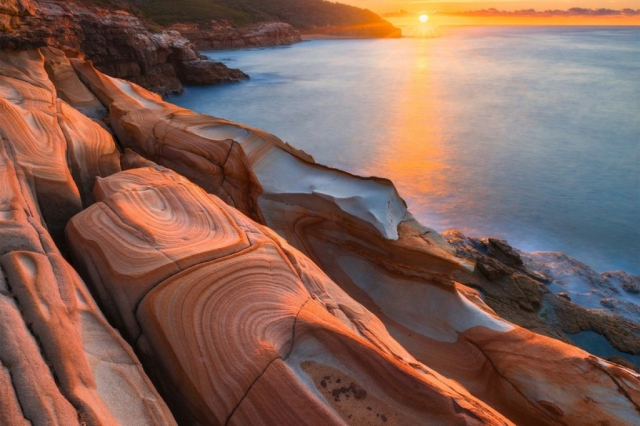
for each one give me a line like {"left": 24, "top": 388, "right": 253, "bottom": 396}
{"left": 0, "top": 0, "right": 248, "bottom": 94}
{"left": 0, "top": 47, "right": 176, "bottom": 425}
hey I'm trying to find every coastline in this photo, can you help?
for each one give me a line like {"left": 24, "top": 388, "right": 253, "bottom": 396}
{"left": 0, "top": 44, "right": 638, "bottom": 425}
{"left": 302, "top": 33, "right": 403, "bottom": 40}
{"left": 1, "top": 2, "right": 639, "bottom": 424}
{"left": 175, "top": 32, "right": 639, "bottom": 277}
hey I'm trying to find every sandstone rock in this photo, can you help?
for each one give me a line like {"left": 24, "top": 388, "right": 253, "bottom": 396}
{"left": 168, "top": 21, "right": 302, "bottom": 50}
{"left": 41, "top": 46, "right": 106, "bottom": 118}
{"left": 0, "top": 48, "right": 83, "bottom": 247}
{"left": 0, "top": 49, "right": 176, "bottom": 425}
{"left": 0, "top": 0, "right": 247, "bottom": 94}
{"left": 67, "top": 166, "right": 513, "bottom": 426}
{"left": 72, "top": 60, "right": 640, "bottom": 425}
{"left": 73, "top": 59, "right": 262, "bottom": 220}
{"left": 57, "top": 99, "right": 121, "bottom": 206}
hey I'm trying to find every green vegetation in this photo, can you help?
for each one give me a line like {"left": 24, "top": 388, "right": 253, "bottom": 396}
{"left": 138, "top": 0, "right": 256, "bottom": 26}
{"left": 80, "top": 0, "right": 387, "bottom": 29}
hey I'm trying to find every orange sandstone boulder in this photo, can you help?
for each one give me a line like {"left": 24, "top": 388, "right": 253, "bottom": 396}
{"left": 0, "top": 48, "right": 176, "bottom": 426}
{"left": 70, "top": 61, "right": 640, "bottom": 425}
{"left": 67, "top": 166, "right": 513, "bottom": 426}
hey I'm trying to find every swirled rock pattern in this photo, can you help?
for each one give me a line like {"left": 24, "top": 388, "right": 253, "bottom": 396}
{"left": 67, "top": 166, "right": 514, "bottom": 426}
{"left": 0, "top": 48, "right": 82, "bottom": 246}
{"left": 74, "top": 63, "right": 640, "bottom": 425}
{"left": 73, "top": 58, "right": 263, "bottom": 221}
{"left": 0, "top": 48, "right": 176, "bottom": 425}
{"left": 2, "top": 46, "right": 639, "bottom": 425}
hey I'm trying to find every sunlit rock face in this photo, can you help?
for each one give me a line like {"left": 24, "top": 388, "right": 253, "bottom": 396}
{"left": 0, "top": 45, "right": 638, "bottom": 426}
{"left": 1, "top": 48, "right": 86, "bottom": 246}
{"left": 0, "top": 49, "right": 175, "bottom": 425}
{"left": 71, "top": 60, "right": 640, "bottom": 425}
{"left": 67, "top": 166, "right": 512, "bottom": 426}
{"left": 72, "top": 59, "right": 263, "bottom": 221}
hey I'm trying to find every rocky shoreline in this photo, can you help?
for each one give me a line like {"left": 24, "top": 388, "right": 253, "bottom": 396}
{"left": 443, "top": 231, "right": 640, "bottom": 371}
{"left": 1, "top": 0, "right": 302, "bottom": 94}
{"left": 0, "top": 44, "right": 638, "bottom": 425}
{"left": 1, "top": 1, "right": 639, "bottom": 424}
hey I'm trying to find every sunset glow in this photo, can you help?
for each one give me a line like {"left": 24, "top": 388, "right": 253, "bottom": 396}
{"left": 349, "top": 0, "right": 640, "bottom": 26}
{"left": 419, "top": 14, "right": 429, "bottom": 23}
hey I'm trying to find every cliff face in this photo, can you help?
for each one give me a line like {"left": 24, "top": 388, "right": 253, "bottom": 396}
{"left": 168, "top": 21, "right": 301, "bottom": 50}
{"left": 1, "top": 45, "right": 639, "bottom": 426}
{"left": 0, "top": 0, "right": 248, "bottom": 94}
{"left": 305, "top": 21, "right": 402, "bottom": 38}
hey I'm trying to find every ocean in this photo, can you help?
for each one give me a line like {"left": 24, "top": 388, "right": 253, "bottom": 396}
{"left": 170, "top": 26, "right": 640, "bottom": 274}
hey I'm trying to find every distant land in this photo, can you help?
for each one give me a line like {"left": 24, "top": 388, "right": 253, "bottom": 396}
{"left": 79, "top": 0, "right": 398, "bottom": 31}
{"left": 383, "top": 7, "right": 640, "bottom": 26}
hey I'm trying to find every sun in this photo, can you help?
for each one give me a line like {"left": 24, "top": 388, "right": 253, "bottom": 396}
{"left": 419, "top": 14, "right": 429, "bottom": 23}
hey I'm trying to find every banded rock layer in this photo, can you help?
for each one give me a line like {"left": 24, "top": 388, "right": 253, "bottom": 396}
{"left": 67, "top": 166, "right": 514, "bottom": 425}
{"left": 0, "top": 48, "right": 175, "bottom": 425}
{"left": 0, "top": 46, "right": 639, "bottom": 426}
{"left": 68, "top": 59, "right": 640, "bottom": 425}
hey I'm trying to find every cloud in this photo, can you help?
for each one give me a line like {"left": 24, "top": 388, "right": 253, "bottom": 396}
{"left": 432, "top": 8, "right": 640, "bottom": 17}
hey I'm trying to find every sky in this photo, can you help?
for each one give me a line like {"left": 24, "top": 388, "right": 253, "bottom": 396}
{"left": 345, "top": 0, "right": 640, "bottom": 24}
{"left": 346, "top": 1, "right": 640, "bottom": 13}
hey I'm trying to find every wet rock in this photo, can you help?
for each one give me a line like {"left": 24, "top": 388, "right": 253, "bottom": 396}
{"left": 443, "top": 230, "right": 640, "bottom": 362}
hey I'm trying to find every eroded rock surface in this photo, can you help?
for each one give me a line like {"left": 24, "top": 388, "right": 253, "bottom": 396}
{"left": 0, "top": 0, "right": 247, "bottom": 94}
{"left": 1, "top": 46, "right": 639, "bottom": 426}
{"left": 73, "top": 58, "right": 263, "bottom": 220}
{"left": 443, "top": 231, "right": 640, "bottom": 366}
{"left": 168, "top": 21, "right": 302, "bottom": 50}
{"left": 0, "top": 47, "right": 175, "bottom": 425}
{"left": 70, "top": 60, "right": 640, "bottom": 425}
{"left": 67, "top": 166, "right": 513, "bottom": 426}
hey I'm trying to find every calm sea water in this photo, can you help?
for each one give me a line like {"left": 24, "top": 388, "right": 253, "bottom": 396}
{"left": 170, "top": 26, "right": 640, "bottom": 274}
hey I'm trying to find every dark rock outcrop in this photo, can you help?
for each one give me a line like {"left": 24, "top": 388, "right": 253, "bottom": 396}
{"left": 306, "top": 21, "right": 402, "bottom": 38}
{"left": 443, "top": 231, "right": 640, "bottom": 365}
{"left": 0, "top": 0, "right": 247, "bottom": 94}
{"left": 168, "top": 21, "right": 302, "bottom": 50}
